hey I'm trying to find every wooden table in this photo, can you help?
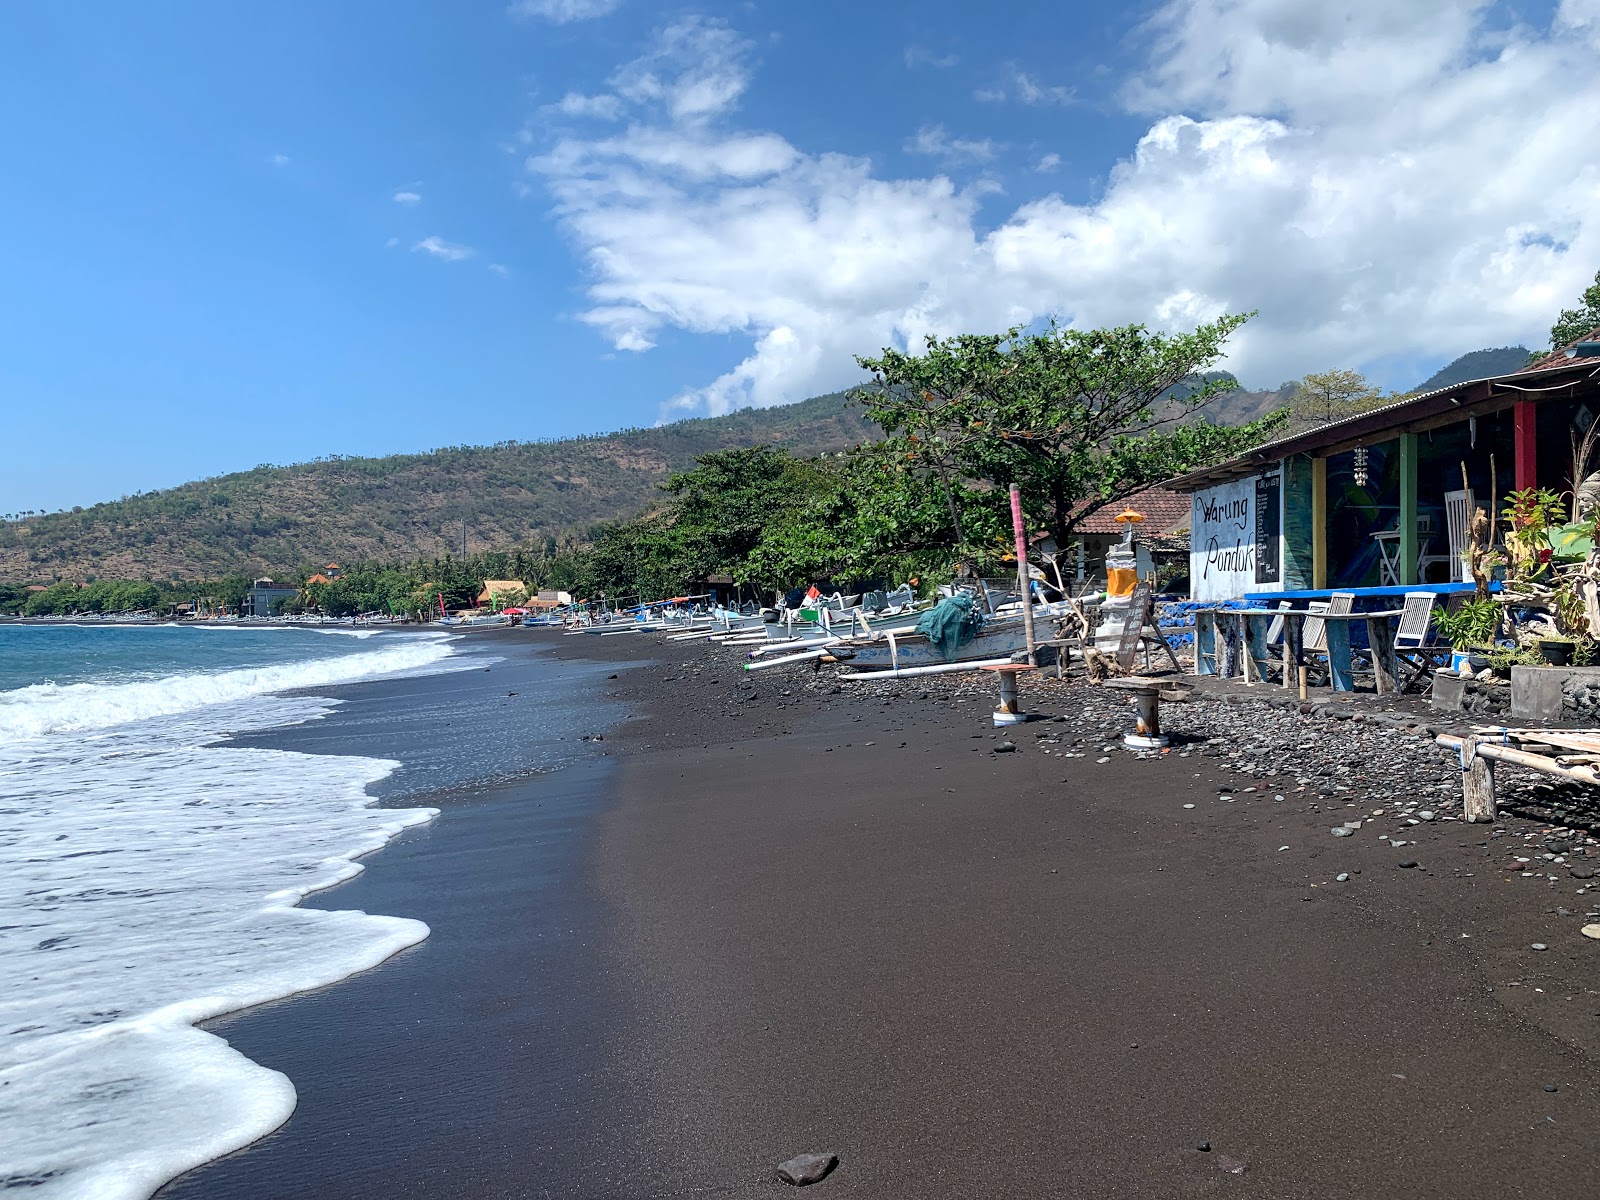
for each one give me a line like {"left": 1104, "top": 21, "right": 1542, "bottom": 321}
{"left": 1195, "top": 606, "right": 1404, "bottom": 694}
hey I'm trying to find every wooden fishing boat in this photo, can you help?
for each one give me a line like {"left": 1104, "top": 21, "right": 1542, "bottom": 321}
{"left": 827, "top": 619, "right": 1032, "bottom": 672}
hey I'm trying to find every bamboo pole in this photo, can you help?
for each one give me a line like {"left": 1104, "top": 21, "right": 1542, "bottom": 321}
{"left": 1010, "top": 484, "right": 1037, "bottom": 666}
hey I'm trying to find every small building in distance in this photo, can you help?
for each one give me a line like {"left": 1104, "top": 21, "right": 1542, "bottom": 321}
{"left": 246, "top": 577, "right": 298, "bottom": 617}
{"left": 478, "top": 580, "right": 528, "bottom": 608}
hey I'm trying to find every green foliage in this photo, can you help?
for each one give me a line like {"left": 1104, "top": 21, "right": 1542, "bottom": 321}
{"left": 1287, "top": 369, "right": 1394, "bottom": 426}
{"left": 1501, "top": 486, "right": 1566, "bottom": 581}
{"left": 0, "top": 392, "right": 877, "bottom": 583}
{"left": 854, "top": 315, "right": 1289, "bottom": 556}
{"left": 1486, "top": 643, "right": 1546, "bottom": 673}
{"left": 1431, "top": 598, "right": 1500, "bottom": 649}
{"left": 1549, "top": 268, "right": 1600, "bottom": 351}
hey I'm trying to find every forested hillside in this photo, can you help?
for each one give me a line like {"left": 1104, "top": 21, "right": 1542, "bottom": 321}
{"left": 0, "top": 393, "right": 877, "bottom": 582}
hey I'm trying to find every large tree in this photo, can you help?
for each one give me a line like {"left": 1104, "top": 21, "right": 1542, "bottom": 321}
{"left": 1288, "top": 369, "right": 1391, "bottom": 427}
{"left": 1550, "top": 268, "right": 1600, "bottom": 351}
{"left": 854, "top": 316, "right": 1289, "bottom": 558}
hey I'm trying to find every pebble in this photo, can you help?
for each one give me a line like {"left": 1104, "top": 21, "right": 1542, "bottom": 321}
{"left": 994, "top": 742, "right": 1017, "bottom": 754}
{"left": 776, "top": 1154, "right": 838, "bottom": 1186}
{"left": 1331, "top": 827, "right": 1353, "bottom": 837}
{"left": 1582, "top": 924, "right": 1600, "bottom": 940}
{"left": 1398, "top": 860, "right": 1418, "bottom": 869}
{"left": 1183, "top": 803, "right": 1195, "bottom": 809}
{"left": 1336, "top": 873, "right": 1349, "bottom": 882}
{"left": 1544, "top": 1084, "right": 1559, "bottom": 1093}
{"left": 1532, "top": 943, "right": 1548, "bottom": 951}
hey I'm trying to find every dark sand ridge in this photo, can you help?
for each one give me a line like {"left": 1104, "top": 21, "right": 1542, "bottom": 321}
{"left": 162, "top": 628, "right": 1600, "bottom": 1198}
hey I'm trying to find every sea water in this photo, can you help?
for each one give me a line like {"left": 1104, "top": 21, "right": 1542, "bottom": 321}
{"left": 0, "top": 625, "right": 465, "bottom": 1198}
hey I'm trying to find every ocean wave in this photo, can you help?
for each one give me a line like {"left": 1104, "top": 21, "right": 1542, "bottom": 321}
{"left": 0, "top": 634, "right": 457, "bottom": 743}
{"left": 0, "top": 701, "right": 436, "bottom": 1200}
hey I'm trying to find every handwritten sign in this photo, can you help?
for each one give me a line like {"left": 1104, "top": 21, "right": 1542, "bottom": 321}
{"left": 1190, "top": 473, "right": 1282, "bottom": 601}
{"left": 1254, "top": 473, "right": 1281, "bottom": 585}
{"left": 1115, "top": 580, "right": 1152, "bottom": 670}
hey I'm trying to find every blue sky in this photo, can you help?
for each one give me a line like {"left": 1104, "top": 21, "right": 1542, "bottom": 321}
{"left": 2, "top": 0, "right": 1595, "bottom": 515}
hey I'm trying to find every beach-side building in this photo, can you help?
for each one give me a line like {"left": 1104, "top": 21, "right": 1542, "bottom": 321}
{"left": 246, "top": 578, "right": 298, "bottom": 617}
{"left": 1059, "top": 486, "right": 1190, "bottom": 588}
{"left": 478, "top": 580, "right": 528, "bottom": 607}
{"left": 1166, "top": 338, "right": 1600, "bottom": 602}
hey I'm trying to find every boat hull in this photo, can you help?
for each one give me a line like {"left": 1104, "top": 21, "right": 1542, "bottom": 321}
{"left": 831, "top": 622, "right": 1030, "bottom": 671}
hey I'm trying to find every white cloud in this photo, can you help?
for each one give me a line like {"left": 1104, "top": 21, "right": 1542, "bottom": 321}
{"left": 412, "top": 236, "right": 475, "bottom": 262}
{"left": 1033, "top": 153, "right": 1062, "bottom": 173}
{"left": 393, "top": 190, "right": 422, "bottom": 205}
{"left": 269, "top": 153, "right": 291, "bottom": 167}
{"left": 608, "top": 15, "right": 750, "bottom": 125}
{"left": 976, "top": 67, "right": 1075, "bottom": 106}
{"left": 488, "top": 263, "right": 510, "bottom": 276}
{"left": 509, "top": 0, "right": 622, "bottom": 23}
{"left": 528, "top": 1, "right": 1600, "bottom": 415}
{"left": 384, "top": 236, "right": 400, "bottom": 248}
{"left": 904, "top": 45, "right": 959, "bottom": 69}
{"left": 904, "top": 123, "right": 998, "bottom": 165}
{"left": 546, "top": 91, "right": 625, "bottom": 120}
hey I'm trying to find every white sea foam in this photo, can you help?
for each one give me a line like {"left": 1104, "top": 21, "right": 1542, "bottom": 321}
{"left": 0, "top": 641, "right": 459, "bottom": 1198}
{"left": 0, "top": 633, "right": 456, "bottom": 743}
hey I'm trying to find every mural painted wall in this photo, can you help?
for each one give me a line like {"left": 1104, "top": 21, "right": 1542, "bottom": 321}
{"left": 1189, "top": 470, "right": 1285, "bottom": 602}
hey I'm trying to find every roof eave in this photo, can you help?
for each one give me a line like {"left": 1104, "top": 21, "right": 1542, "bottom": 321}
{"left": 1167, "top": 359, "right": 1600, "bottom": 491}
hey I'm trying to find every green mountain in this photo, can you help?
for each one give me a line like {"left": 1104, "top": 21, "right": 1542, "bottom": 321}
{"left": 1414, "top": 346, "right": 1532, "bottom": 392}
{"left": 0, "top": 393, "right": 877, "bottom": 582}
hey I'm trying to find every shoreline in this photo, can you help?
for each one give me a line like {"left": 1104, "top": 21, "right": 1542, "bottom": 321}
{"left": 158, "top": 627, "right": 1600, "bottom": 1197}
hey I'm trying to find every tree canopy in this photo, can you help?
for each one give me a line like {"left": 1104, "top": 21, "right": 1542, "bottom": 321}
{"left": 854, "top": 316, "right": 1289, "bottom": 557}
{"left": 1550, "top": 268, "right": 1600, "bottom": 351}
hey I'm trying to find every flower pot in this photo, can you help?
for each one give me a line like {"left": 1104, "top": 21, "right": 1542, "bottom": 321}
{"left": 1537, "top": 638, "right": 1574, "bottom": 666}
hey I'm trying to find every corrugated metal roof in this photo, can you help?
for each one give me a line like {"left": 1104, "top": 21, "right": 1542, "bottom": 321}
{"left": 1167, "top": 348, "right": 1600, "bottom": 491}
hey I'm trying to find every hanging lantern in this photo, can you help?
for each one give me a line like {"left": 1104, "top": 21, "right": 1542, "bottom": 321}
{"left": 1352, "top": 445, "right": 1370, "bottom": 487}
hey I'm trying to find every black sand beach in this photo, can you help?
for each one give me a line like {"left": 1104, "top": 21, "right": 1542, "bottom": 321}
{"left": 162, "top": 629, "right": 1600, "bottom": 1198}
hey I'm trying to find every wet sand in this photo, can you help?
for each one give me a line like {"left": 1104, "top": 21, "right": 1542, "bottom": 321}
{"left": 163, "top": 628, "right": 1600, "bottom": 1198}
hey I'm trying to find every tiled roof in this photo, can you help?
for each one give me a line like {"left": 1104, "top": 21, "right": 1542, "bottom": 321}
{"left": 1074, "top": 486, "right": 1189, "bottom": 534}
{"left": 1520, "top": 327, "right": 1600, "bottom": 374}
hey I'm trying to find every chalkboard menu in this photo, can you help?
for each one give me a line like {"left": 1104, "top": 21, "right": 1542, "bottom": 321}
{"left": 1254, "top": 473, "right": 1281, "bottom": 585}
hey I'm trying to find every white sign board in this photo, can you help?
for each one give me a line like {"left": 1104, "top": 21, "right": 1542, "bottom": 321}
{"left": 1190, "top": 474, "right": 1284, "bottom": 602}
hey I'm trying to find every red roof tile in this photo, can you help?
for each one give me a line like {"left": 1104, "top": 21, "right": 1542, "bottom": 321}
{"left": 1520, "top": 327, "right": 1600, "bottom": 374}
{"left": 1073, "top": 486, "right": 1189, "bottom": 534}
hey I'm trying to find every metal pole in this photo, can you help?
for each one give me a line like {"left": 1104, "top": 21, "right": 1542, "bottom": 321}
{"left": 1009, "top": 484, "right": 1037, "bottom": 665}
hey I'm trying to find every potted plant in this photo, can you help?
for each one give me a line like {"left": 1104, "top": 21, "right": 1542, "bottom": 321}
{"left": 1536, "top": 635, "right": 1575, "bottom": 666}
{"left": 1501, "top": 487, "right": 1567, "bottom": 583}
{"left": 1431, "top": 597, "right": 1501, "bottom": 672}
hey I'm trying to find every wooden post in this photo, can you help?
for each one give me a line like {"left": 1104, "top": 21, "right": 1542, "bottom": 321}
{"left": 1398, "top": 432, "right": 1419, "bottom": 585}
{"left": 1195, "top": 610, "right": 1216, "bottom": 676}
{"left": 1285, "top": 613, "right": 1304, "bottom": 693}
{"left": 1245, "top": 613, "right": 1270, "bottom": 683}
{"left": 1514, "top": 400, "right": 1537, "bottom": 492}
{"left": 1326, "top": 619, "right": 1354, "bottom": 691}
{"left": 1219, "top": 615, "right": 1237, "bottom": 678}
{"left": 1367, "top": 616, "right": 1399, "bottom": 695}
{"left": 1460, "top": 738, "right": 1498, "bottom": 822}
{"left": 1009, "top": 484, "right": 1037, "bottom": 666}
{"left": 1238, "top": 613, "right": 1253, "bottom": 683}
{"left": 1312, "top": 457, "right": 1328, "bottom": 590}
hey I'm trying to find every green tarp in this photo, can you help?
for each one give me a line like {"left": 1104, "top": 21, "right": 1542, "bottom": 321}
{"left": 914, "top": 593, "right": 985, "bottom": 660}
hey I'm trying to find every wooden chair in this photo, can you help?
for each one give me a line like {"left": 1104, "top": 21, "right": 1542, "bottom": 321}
{"left": 1302, "top": 593, "right": 1351, "bottom": 685}
{"left": 1440, "top": 490, "right": 1474, "bottom": 583}
{"left": 1392, "top": 590, "right": 1442, "bottom": 692}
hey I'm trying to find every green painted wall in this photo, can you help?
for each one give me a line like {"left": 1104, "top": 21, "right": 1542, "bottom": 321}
{"left": 1282, "top": 453, "right": 1315, "bottom": 590}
